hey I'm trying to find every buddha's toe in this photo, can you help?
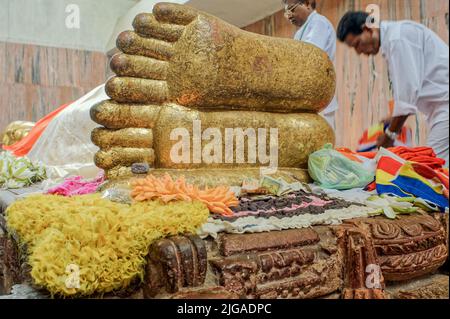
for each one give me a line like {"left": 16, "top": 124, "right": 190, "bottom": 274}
{"left": 91, "top": 127, "right": 153, "bottom": 149}
{"left": 94, "top": 147, "right": 155, "bottom": 170}
{"left": 133, "top": 13, "right": 184, "bottom": 43}
{"left": 153, "top": 2, "right": 198, "bottom": 26}
{"left": 105, "top": 76, "right": 169, "bottom": 104}
{"left": 90, "top": 100, "right": 162, "bottom": 129}
{"left": 117, "top": 31, "right": 173, "bottom": 61}
{"left": 110, "top": 53, "right": 169, "bottom": 80}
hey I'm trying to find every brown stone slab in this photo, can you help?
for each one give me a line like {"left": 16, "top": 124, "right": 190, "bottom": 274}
{"left": 256, "top": 273, "right": 322, "bottom": 299}
{"left": 218, "top": 228, "right": 320, "bottom": 257}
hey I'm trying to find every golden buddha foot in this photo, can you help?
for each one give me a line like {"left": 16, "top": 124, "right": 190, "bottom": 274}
{"left": 91, "top": 101, "right": 333, "bottom": 181}
{"left": 106, "top": 2, "right": 335, "bottom": 113}
{"left": 93, "top": 2, "right": 336, "bottom": 185}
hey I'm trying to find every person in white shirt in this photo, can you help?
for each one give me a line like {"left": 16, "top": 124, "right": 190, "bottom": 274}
{"left": 337, "top": 11, "right": 449, "bottom": 166}
{"left": 283, "top": 0, "right": 338, "bottom": 131}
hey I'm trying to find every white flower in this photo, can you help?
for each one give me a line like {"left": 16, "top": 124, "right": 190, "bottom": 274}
{"left": 0, "top": 152, "right": 47, "bottom": 189}
{"left": 12, "top": 162, "right": 34, "bottom": 180}
{"left": 0, "top": 156, "right": 12, "bottom": 176}
{"left": 35, "top": 163, "right": 47, "bottom": 179}
{"left": 4, "top": 179, "right": 25, "bottom": 189}
{"left": 0, "top": 175, "right": 6, "bottom": 187}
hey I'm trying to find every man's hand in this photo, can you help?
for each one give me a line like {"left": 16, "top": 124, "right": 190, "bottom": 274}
{"left": 381, "top": 117, "right": 392, "bottom": 126}
{"left": 377, "top": 133, "right": 395, "bottom": 149}
{"left": 376, "top": 115, "right": 409, "bottom": 149}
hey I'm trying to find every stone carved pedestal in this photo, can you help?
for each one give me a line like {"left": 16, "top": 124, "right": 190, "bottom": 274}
{"left": 140, "top": 214, "right": 448, "bottom": 299}
{"left": 0, "top": 213, "right": 448, "bottom": 299}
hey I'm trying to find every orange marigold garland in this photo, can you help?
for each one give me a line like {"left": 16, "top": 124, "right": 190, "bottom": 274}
{"left": 131, "top": 174, "right": 239, "bottom": 216}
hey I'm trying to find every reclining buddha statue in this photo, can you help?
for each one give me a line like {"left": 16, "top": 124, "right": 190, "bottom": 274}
{"left": 90, "top": 2, "right": 335, "bottom": 185}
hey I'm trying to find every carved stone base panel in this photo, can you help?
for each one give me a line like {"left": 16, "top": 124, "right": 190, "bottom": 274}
{"left": 374, "top": 235, "right": 447, "bottom": 257}
{"left": 210, "top": 226, "right": 343, "bottom": 299}
{"left": 344, "top": 215, "right": 445, "bottom": 253}
{"left": 380, "top": 245, "right": 448, "bottom": 282}
{"left": 211, "top": 258, "right": 342, "bottom": 300}
{"left": 2, "top": 208, "right": 448, "bottom": 299}
{"left": 254, "top": 255, "right": 343, "bottom": 299}
{"left": 0, "top": 213, "right": 33, "bottom": 296}
{"left": 210, "top": 255, "right": 259, "bottom": 297}
{"left": 386, "top": 274, "right": 449, "bottom": 299}
{"left": 336, "top": 227, "right": 385, "bottom": 291}
{"left": 320, "top": 292, "right": 341, "bottom": 299}
{"left": 0, "top": 235, "right": 25, "bottom": 295}
{"left": 340, "top": 214, "right": 448, "bottom": 283}
{"left": 342, "top": 288, "right": 386, "bottom": 299}
{"left": 437, "top": 213, "right": 449, "bottom": 274}
{"left": 143, "top": 235, "right": 208, "bottom": 298}
{"left": 210, "top": 248, "right": 324, "bottom": 298}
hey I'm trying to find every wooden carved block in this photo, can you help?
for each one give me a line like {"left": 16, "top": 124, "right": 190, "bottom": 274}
{"left": 218, "top": 229, "right": 320, "bottom": 257}
{"left": 334, "top": 223, "right": 387, "bottom": 299}
{"left": 143, "top": 235, "right": 207, "bottom": 298}
{"left": 0, "top": 235, "right": 23, "bottom": 294}
{"left": 210, "top": 227, "right": 343, "bottom": 299}
{"left": 1, "top": 210, "right": 447, "bottom": 299}
{"left": 344, "top": 214, "right": 448, "bottom": 282}
{"left": 389, "top": 274, "right": 449, "bottom": 299}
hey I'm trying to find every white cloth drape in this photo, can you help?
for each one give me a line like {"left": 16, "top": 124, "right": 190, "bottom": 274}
{"left": 28, "top": 84, "right": 108, "bottom": 187}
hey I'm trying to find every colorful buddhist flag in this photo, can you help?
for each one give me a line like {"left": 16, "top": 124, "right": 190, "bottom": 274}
{"left": 376, "top": 153, "right": 449, "bottom": 212}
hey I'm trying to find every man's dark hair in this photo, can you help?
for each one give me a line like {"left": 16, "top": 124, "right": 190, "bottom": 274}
{"left": 282, "top": 0, "right": 317, "bottom": 10}
{"left": 337, "top": 11, "right": 370, "bottom": 42}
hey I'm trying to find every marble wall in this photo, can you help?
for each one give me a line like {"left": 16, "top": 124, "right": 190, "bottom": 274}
{"left": 0, "top": 42, "right": 110, "bottom": 134}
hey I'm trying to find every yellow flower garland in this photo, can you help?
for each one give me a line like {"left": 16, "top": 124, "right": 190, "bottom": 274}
{"left": 6, "top": 194, "right": 209, "bottom": 297}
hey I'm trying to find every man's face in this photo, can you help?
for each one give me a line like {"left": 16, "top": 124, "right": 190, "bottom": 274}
{"left": 344, "top": 28, "right": 381, "bottom": 56}
{"left": 284, "top": 0, "right": 312, "bottom": 27}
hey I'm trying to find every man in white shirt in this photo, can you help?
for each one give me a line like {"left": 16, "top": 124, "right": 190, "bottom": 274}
{"left": 337, "top": 11, "right": 449, "bottom": 166}
{"left": 283, "top": 0, "right": 338, "bottom": 131}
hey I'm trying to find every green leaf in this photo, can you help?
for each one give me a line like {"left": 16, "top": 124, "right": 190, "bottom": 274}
{"left": 392, "top": 206, "right": 419, "bottom": 214}
{"left": 395, "top": 197, "right": 416, "bottom": 203}
{"left": 383, "top": 207, "right": 397, "bottom": 219}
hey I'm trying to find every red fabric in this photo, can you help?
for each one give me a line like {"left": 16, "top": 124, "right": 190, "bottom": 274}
{"left": 377, "top": 155, "right": 404, "bottom": 175}
{"left": 339, "top": 147, "right": 446, "bottom": 170}
{"left": 387, "top": 146, "right": 446, "bottom": 169}
{"left": 3, "top": 103, "right": 72, "bottom": 157}
{"left": 365, "top": 181, "right": 377, "bottom": 192}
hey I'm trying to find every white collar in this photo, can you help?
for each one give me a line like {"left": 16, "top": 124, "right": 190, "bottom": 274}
{"left": 380, "top": 21, "right": 389, "bottom": 57}
{"left": 297, "top": 10, "right": 317, "bottom": 35}
{"left": 304, "top": 10, "right": 317, "bottom": 26}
